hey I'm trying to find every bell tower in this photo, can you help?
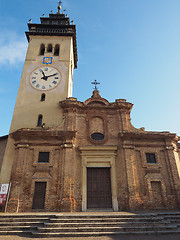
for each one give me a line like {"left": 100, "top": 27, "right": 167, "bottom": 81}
{"left": 10, "top": 2, "right": 77, "bottom": 133}
{"left": 0, "top": 3, "right": 77, "bottom": 183}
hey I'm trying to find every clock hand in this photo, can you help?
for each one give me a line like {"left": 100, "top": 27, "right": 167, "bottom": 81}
{"left": 41, "top": 77, "right": 48, "bottom": 81}
{"left": 40, "top": 69, "right": 48, "bottom": 80}
{"left": 42, "top": 70, "right": 46, "bottom": 78}
{"left": 45, "top": 73, "right": 58, "bottom": 78}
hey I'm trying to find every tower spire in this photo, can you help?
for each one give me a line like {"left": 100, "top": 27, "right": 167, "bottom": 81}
{"left": 57, "top": 1, "right": 62, "bottom": 14}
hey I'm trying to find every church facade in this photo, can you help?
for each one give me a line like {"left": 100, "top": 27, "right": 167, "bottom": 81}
{"left": 0, "top": 4, "right": 180, "bottom": 212}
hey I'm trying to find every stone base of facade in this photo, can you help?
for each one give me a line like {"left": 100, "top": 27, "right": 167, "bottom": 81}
{"left": 6, "top": 199, "right": 24, "bottom": 213}
{"left": 129, "top": 196, "right": 144, "bottom": 210}
{"left": 59, "top": 198, "right": 76, "bottom": 212}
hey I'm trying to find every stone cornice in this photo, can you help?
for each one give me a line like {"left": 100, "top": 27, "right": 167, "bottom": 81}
{"left": 10, "top": 128, "right": 76, "bottom": 143}
{"left": 119, "top": 131, "right": 178, "bottom": 141}
{"left": 59, "top": 97, "right": 133, "bottom": 112}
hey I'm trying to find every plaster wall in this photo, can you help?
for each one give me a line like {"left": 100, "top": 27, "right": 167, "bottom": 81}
{"left": 10, "top": 36, "right": 74, "bottom": 134}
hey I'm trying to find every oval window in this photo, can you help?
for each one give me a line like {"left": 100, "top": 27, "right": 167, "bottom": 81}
{"left": 91, "top": 132, "right": 104, "bottom": 141}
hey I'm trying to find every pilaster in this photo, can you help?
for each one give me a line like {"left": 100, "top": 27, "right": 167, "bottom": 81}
{"left": 7, "top": 144, "right": 29, "bottom": 212}
{"left": 165, "top": 141, "right": 180, "bottom": 206}
{"left": 123, "top": 143, "right": 143, "bottom": 210}
{"left": 59, "top": 144, "right": 76, "bottom": 212}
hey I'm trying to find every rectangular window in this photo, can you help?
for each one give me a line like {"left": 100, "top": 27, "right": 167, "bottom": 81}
{"left": 146, "top": 153, "right": 157, "bottom": 164}
{"left": 38, "top": 152, "right": 49, "bottom": 163}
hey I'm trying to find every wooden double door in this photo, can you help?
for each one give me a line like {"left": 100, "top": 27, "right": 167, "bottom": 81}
{"left": 87, "top": 168, "right": 112, "bottom": 209}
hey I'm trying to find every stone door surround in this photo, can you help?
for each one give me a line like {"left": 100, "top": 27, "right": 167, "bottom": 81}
{"left": 79, "top": 146, "right": 118, "bottom": 212}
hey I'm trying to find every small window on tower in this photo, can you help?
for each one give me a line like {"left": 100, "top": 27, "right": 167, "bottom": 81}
{"left": 47, "top": 44, "right": 52, "bottom": 52}
{"left": 41, "top": 93, "right": 46, "bottom": 101}
{"left": 54, "top": 44, "right": 60, "bottom": 56}
{"left": 37, "top": 114, "right": 43, "bottom": 127}
{"left": 146, "top": 153, "right": 157, "bottom": 164}
{"left": 39, "top": 44, "right": 45, "bottom": 55}
{"left": 38, "top": 152, "right": 49, "bottom": 163}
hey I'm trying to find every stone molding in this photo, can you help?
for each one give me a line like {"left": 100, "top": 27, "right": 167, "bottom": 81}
{"left": 10, "top": 129, "right": 76, "bottom": 148}
{"left": 59, "top": 96, "right": 133, "bottom": 112}
{"left": 119, "top": 131, "right": 178, "bottom": 141}
{"left": 79, "top": 145, "right": 118, "bottom": 212}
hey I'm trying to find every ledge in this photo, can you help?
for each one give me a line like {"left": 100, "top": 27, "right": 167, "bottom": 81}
{"left": 11, "top": 129, "right": 76, "bottom": 142}
{"left": 79, "top": 146, "right": 117, "bottom": 151}
{"left": 119, "top": 131, "right": 178, "bottom": 141}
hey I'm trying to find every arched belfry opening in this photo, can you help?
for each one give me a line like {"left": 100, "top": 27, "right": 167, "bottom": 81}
{"left": 39, "top": 44, "right": 45, "bottom": 55}
{"left": 47, "top": 44, "right": 52, "bottom": 53}
{"left": 54, "top": 44, "right": 60, "bottom": 56}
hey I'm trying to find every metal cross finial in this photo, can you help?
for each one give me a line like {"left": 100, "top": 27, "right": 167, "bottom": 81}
{"left": 91, "top": 80, "right": 100, "bottom": 90}
{"left": 58, "top": 1, "right": 62, "bottom": 6}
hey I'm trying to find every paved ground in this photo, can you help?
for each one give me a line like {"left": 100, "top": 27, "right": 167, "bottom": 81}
{"left": 0, "top": 234, "right": 180, "bottom": 240}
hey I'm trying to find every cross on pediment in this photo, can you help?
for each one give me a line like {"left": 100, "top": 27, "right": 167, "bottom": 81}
{"left": 91, "top": 80, "right": 100, "bottom": 90}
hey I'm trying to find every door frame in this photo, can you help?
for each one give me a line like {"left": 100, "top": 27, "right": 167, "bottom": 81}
{"left": 79, "top": 146, "right": 118, "bottom": 212}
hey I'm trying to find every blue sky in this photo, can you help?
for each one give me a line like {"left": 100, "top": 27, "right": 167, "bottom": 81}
{"left": 0, "top": 0, "right": 180, "bottom": 137}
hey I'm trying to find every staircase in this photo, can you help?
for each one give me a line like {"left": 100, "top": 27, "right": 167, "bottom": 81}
{"left": 0, "top": 212, "right": 179, "bottom": 237}
{"left": 0, "top": 214, "right": 52, "bottom": 236}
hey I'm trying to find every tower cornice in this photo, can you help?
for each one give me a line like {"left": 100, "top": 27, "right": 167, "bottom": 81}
{"left": 25, "top": 13, "right": 78, "bottom": 68}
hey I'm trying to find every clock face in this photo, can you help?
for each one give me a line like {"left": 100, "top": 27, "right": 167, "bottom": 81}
{"left": 29, "top": 66, "right": 61, "bottom": 91}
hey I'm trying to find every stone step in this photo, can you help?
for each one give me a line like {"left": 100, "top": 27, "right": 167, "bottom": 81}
{"left": 0, "top": 225, "right": 36, "bottom": 231}
{"left": 0, "top": 217, "right": 50, "bottom": 222}
{"left": 54, "top": 213, "right": 180, "bottom": 218}
{"left": 0, "top": 214, "right": 55, "bottom": 218}
{"left": 157, "top": 212, "right": 180, "bottom": 216}
{"left": 49, "top": 217, "right": 166, "bottom": 223}
{"left": 32, "top": 230, "right": 180, "bottom": 237}
{"left": 0, "top": 222, "right": 43, "bottom": 226}
{"left": 164, "top": 216, "right": 180, "bottom": 220}
{"left": 0, "top": 212, "right": 179, "bottom": 217}
{"left": 44, "top": 221, "right": 171, "bottom": 228}
{"left": 54, "top": 215, "right": 158, "bottom": 219}
{"left": 36, "top": 225, "right": 177, "bottom": 233}
{"left": 0, "top": 230, "right": 31, "bottom": 236}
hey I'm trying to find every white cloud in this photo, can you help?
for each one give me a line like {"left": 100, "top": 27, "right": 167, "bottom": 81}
{"left": 0, "top": 31, "right": 27, "bottom": 66}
